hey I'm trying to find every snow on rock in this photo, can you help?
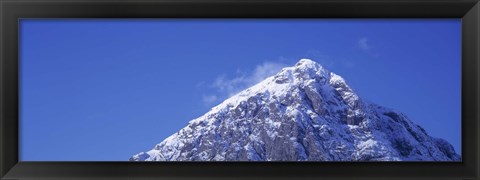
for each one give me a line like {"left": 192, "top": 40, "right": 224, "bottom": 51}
{"left": 130, "top": 59, "right": 461, "bottom": 161}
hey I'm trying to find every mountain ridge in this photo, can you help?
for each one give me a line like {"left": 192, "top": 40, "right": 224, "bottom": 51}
{"left": 130, "top": 59, "right": 460, "bottom": 161}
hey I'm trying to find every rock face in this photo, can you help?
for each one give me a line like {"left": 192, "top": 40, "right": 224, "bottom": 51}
{"left": 130, "top": 59, "right": 461, "bottom": 161}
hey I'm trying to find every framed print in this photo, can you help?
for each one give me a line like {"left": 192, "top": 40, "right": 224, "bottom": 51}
{"left": 1, "top": 0, "right": 479, "bottom": 179}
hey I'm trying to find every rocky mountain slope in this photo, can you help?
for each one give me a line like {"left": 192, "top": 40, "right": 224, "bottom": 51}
{"left": 130, "top": 59, "right": 460, "bottom": 161}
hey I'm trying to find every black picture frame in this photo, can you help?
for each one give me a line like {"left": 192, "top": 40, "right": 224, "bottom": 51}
{"left": 1, "top": 0, "right": 479, "bottom": 179}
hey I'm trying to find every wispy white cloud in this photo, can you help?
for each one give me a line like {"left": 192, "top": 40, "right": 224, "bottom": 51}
{"left": 358, "top": 37, "right": 371, "bottom": 51}
{"left": 357, "top": 37, "right": 380, "bottom": 58}
{"left": 201, "top": 94, "right": 218, "bottom": 104}
{"left": 211, "top": 75, "right": 247, "bottom": 96}
{"left": 209, "top": 61, "right": 288, "bottom": 97}
{"left": 250, "top": 61, "right": 287, "bottom": 84}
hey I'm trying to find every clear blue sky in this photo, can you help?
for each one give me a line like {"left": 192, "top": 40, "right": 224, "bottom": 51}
{"left": 19, "top": 19, "right": 461, "bottom": 161}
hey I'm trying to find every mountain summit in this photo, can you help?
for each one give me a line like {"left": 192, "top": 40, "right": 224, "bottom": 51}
{"left": 131, "top": 59, "right": 460, "bottom": 161}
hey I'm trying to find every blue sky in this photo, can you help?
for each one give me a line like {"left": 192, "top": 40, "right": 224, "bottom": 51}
{"left": 19, "top": 19, "right": 461, "bottom": 161}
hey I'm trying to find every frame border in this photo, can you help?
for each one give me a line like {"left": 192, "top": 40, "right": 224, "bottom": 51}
{"left": 1, "top": 0, "right": 479, "bottom": 179}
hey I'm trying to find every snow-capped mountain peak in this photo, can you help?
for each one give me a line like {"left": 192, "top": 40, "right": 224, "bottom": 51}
{"left": 130, "top": 59, "right": 460, "bottom": 161}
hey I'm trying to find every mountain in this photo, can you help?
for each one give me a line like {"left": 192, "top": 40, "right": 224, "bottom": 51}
{"left": 130, "top": 59, "right": 460, "bottom": 161}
